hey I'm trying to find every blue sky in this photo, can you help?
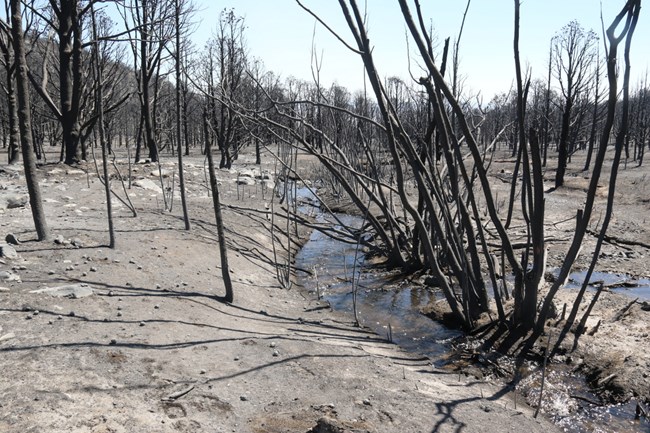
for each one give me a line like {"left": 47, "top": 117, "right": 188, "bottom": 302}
{"left": 152, "top": 1, "right": 646, "bottom": 100}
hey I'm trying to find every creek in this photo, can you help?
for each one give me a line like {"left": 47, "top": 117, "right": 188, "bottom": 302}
{"left": 291, "top": 185, "right": 649, "bottom": 433}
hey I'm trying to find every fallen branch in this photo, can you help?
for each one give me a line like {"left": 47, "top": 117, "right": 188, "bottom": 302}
{"left": 487, "top": 237, "right": 568, "bottom": 249}
{"left": 570, "top": 394, "right": 604, "bottom": 407}
{"left": 636, "top": 400, "right": 649, "bottom": 420}
{"left": 612, "top": 298, "right": 638, "bottom": 322}
{"left": 161, "top": 385, "right": 195, "bottom": 402}
{"left": 586, "top": 229, "right": 650, "bottom": 249}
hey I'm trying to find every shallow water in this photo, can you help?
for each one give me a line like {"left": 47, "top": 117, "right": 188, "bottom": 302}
{"left": 291, "top": 186, "right": 649, "bottom": 432}
{"left": 563, "top": 270, "right": 650, "bottom": 300}
{"left": 295, "top": 213, "right": 461, "bottom": 362}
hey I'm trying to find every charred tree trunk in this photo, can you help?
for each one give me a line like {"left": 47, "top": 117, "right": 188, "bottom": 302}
{"left": 140, "top": 0, "right": 158, "bottom": 162}
{"left": 54, "top": 0, "right": 83, "bottom": 165}
{"left": 90, "top": 2, "right": 115, "bottom": 248}
{"left": 11, "top": 0, "right": 49, "bottom": 240}
{"left": 203, "top": 111, "right": 234, "bottom": 303}
{"left": 175, "top": 0, "right": 190, "bottom": 230}
{"left": 5, "top": 68, "right": 20, "bottom": 164}
{"left": 555, "top": 98, "right": 572, "bottom": 188}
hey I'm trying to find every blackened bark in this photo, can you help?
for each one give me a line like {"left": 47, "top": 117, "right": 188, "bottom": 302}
{"left": 140, "top": 0, "right": 158, "bottom": 162}
{"left": 53, "top": 0, "right": 83, "bottom": 165}
{"left": 0, "top": 27, "right": 20, "bottom": 164}
{"left": 11, "top": 0, "right": 49, "bottom": 240}
{"left": 175, "top": 0, "right": 190, "bottom": 230}
{"left": 6, "top": 66, "right": 20, "bottom": 164}
{"left": 90, "top": 2, "right": 115, "bottom": 248}
{"left": 203, "top": 112, "right": 233, "bottom": 303}
{"left": 555, "top": 99, "right": 572, "bottom": 188}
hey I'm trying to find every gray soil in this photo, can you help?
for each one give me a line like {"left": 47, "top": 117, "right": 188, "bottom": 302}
{"left": 0, "top": 147, "right": 647, "bottom": 432}
{"left": 488, "top": 149, "right": 650, "bottom": 408}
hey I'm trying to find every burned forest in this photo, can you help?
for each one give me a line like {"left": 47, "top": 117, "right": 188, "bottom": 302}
{"left": 1, "top": 1, "right": 649, "bottom": 432}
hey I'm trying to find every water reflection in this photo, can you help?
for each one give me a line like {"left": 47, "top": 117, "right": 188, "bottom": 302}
{"left": 563, "top": 270, "right": 650, "bottom": 300}
{"left": 295, "top": 213, "right": 461, "bottom": 363}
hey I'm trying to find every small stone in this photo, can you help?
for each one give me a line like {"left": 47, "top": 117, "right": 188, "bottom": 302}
{"left": 240, "top": 395, "right": 248, "bottom": 401}
{"left": 154, "top": 305, "right": 160, "bottom": 309}
{"left": 53, "top": 234, "right": 65, "bottom": 245}
{"left": 90, "top": 266, "right": 97, "bottom": 272}
{"left": 57, "top": 315, "right": 63, "bottom": 320}
{"left": 481, "top": 405, "right": 493, "bottom": 413}
{"left": 33, "top": 310, "right": 39, "bottom": 316}
{"left": 234, "top": 356, "right": 240, "bottom": 361}
{"left": 155, "top": 284, "right": 161, "bottom": 289}
{"left": 109, "top": 339, "right": 117, "bottom": 345}
{"left": 30, "top": 284, "right": 94, "bottom": 298}
{"left": 69, "top": 311, "right": 75, "bottom": 317}
{"left": 0, "top": 332, "right": 16, "bottom": 342}
{"left": 48, "top": 270, "right": 56, "bottom": 275}
{"left": 269, "top": 342, "right": 276, "bottom": 348}
{"left": 362, "top": 399, "right": 371, "bottom": 406}
{"left": 117, "top": 306, "right": 122, "bottom": 311}
{"left": 272, "top": 350, "right": 280, "bottom": 357}
{"left": 0, "top": 271, "right": 20, "bottom": 283}
{"left": 200, "top": 369, "right": 206, "bottom": 375}
{"left": 0, "top": 244, "right": 18, "bottom": 260}
{"left": 113, "top": 259, "right": 120, "bottom": 264}
{"left": 116, "top": 312, "right": 122, "bottom": 317}
{"left": 139, "top": 321, "right": 145, "bottom": 327}
{"left": 137, "top": 266, "right": 143, "bottom": 270}
{"left": 5, "top": 234, "right": 19, "bottom": 245}
{"left": 6, "top": 194, "right": 28, "bottom": 209}
{"left": 108, "top": 291, "right": 114, "bottom": 296}
{"left": 71, "top": 238, "right": 83, "bottom": 248}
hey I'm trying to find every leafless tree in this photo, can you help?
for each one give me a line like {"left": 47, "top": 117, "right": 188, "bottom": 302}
{"left": 90, "top": 1, "right": 114, "bottom": 248}
{"left": 9, "top": 0, "right": 49, "bottom": 240}
{"left": 174, "top": 0, "right": 191, "bottom": 229}
{"left": 275, "top": 0, "right": 642, "bottom": 344}
{"left": 121, "top": 0, "right": 176, "bottom": 162}
{"left": 202, "top": 8, "right": 248, "bottom": 169}
{"left": 0, "top": 0, "right": 20, "bottom": 164}
{"left": 552, "top": 20, "right": 598, "bottom": 188}
{"left": 202, "top": 109, "right": 234, "bottom": 303}
{"left": 536, "top": 0, "right": 641, "bottom": 348}
{"left": 583, "top": 52, "right": 605, "bottom": 171}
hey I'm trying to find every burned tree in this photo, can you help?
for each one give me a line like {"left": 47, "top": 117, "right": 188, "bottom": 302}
{"left": 271, "top": 0, "right": 643, "bottom": 344}
{"left": 203, "top": 9, "right": 248, "bottom": 169}
{"left": 9, "top": 0, "right": 49, "bottom": 240}
{"left": 121, "top": 0, "right": 176, "bottom": 162}
{"left": 552, "top": 20, "right": 598, "bottom": 188}
{"left": 0, "top": 0, "right": 20, "bottom": 164}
